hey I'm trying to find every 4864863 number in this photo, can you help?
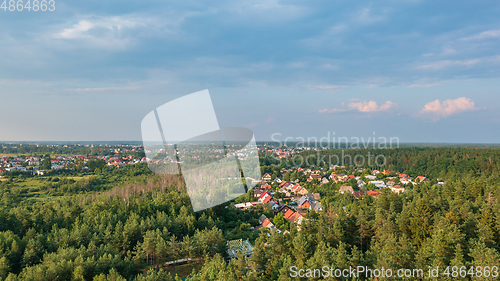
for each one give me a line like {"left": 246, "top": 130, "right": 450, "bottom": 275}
{"left": 1, "top": 0, "right": 55, "bottom": 11}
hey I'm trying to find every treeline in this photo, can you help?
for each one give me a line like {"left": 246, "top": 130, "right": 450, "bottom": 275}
{"left": 0, "top": 165, "right": 261, "bottom": 280}
{"left": 0, "top": 144, "right": 144, "bottom": 158}
{"left": 2, "top": 148, "right": 500, "bottom": 280}
{"left": 279, "top": 147, "right": 500, "bottom": 179}
{"left": 179, "top": 171, "right": 500, "bottom": 280}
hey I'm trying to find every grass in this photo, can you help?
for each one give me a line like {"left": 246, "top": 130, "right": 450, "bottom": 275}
{"left": 65, "top": 175, "right": 93, "bottom": 180}
{"left": 14, "top": 178, "right": 45, "bottom": 188}
{"left": 163, "top": 262, "right": 203, "bottom": 279}
{"left": 0, "top": 153, "right": 21, "bottom": 157}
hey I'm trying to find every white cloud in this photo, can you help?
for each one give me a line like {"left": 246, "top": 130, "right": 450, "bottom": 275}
{"left": 51, "top": 15, "right": 167, "bottom": 50}
{"left": 407, "top": 82, "right": 443, "bottom": 88}
{"left": 417, "top": 59, "right": 480, "bottom": 70}
{"left": 56, "top": 20, "right": 95, "bottom": 39}
{"left": 309, "top": 84, "right": 347, "bottom": 92}
{"left": 318, "top": 108, "right": 346, "bottom": 113}
{"left": 319, "top": 100, "right": 397, "bottom": 114}
{"left": 418, "top": 97, "right": 479, "bottom": 121}
{"left": 461, "top": 29, "right": 500, "bottom": 41}
{"left": 69, "top": 86, "right": 139, "bottom": 92}
{"left": 55, "top": 16, "right": 144, "bottom": 39}
{"left": 348, "top": 100, "right": 397, "bottom": 112}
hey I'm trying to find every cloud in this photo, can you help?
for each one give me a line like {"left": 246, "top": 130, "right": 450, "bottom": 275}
{"left": 417, "top": 59, "right": 481, "bottom": 71}
{"left": 319, "top": 100, "right": 397, "bottom": 113}
{"left": 461, "top": 29, "right": 500, "bottom": 41}
{"left": 56, "top": 20, "right": 95, "bottom": 39}
{"left": 407, "top": 82, "right": 443, "bottom": 88}
{"left": 69, "top": 86, "right": 139, "bottom": 92}
{"left": 318, "top": 108, "right": 346, "bottom": 113}
{"left": 418, "top": 97, "right": 479, "bottom": 121}
{"left": 348, "top": 100, "right": 397, "bottom": 112}
{"left": 52, "top": 16, "right": 156, "bottom": 50}
{"left": 309, "top": 84, "right": 348, "bottom": 92}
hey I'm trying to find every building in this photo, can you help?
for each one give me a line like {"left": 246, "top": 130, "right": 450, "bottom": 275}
{"left": 262, "top": 173, "right": 272, "bottom": 181}
{"left": 227, "top": 239, "right": 254, "bottom": 258}
{"left": 339, "top": 186, "right": 354, "bottom": 194}
{"left": 390, "top": 185, "right": 405, "bottom": 194}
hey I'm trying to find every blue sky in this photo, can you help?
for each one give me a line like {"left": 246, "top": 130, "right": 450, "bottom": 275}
{"left": 1, "top": 0, "right": 500, "bottom": 143}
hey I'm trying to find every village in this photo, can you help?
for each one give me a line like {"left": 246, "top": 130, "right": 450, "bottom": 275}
{"left": 0, "top": 150, "right": 146, "bottom": 175}
{"left": 232, "top": 165, "right": 445, "bottom": 238}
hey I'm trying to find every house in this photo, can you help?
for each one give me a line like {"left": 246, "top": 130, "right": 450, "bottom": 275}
{"left": 289, "top": 184, "right": 308, "bottom": 195}
{"left": 297, "top": 187, "right": 309, "bottom": 196}
{"left": 279, "top": 181, "right": 291, "bottom": 189}
{"left": 338, "top": 174, "right": 349, "bottom": 182}
{"left": 415, "top": 176, "right": 428, "bottom": 183}
{"left": 262, "top": 173, "right": 272, "bottom": 181}
{"left": 304, "top": 193, "right": 321, "bottom": 202}
{"left": 357, "top": 180, "right": 366, "bottom": 188}
{"left": 297, "top": 194, "right": 320, "bottom": 210}
{"left": 276, "top": 205, "right": 292, "bottom": 215}
{"left": 234, "top": 202, "right": 256, "bottom": 210}
{"left": 310, "top": 173, "right": 322, "bottom": 179}
{"left": 261, "top": 184, "right": 272, "bottom": 190}
{"left": 372, "top": 170, "right": 380, "bottom": 175}
{"left": 273, "top": 177, "right": 283, "bottom": 184}
{"left": 312, "top": 193, "right": 321, "bottom": 201}
{"left": 6, "top": 165, "right": 27, "bottom": 172}
{"left": 254, "top": 188, "right": 263, "bottom": 198}
{"left": 310, "top": 201, "right": 322, "bottom": 212}
{"left": 284, "top": 209, "right": 295, "bottom": 220}
{"left": 278, "top": 188, "right": 292, "bottom": 198}
{"left": 262, "top": 195, "right": 273, "bottom": 204}
{"left": 271, "top": 201, "right": 281, "bottom": 211}
{"left": 365, "top": 175, "right": 376, "bottom": 180}
{"left": 353, "top": 190, "right": 365, "bottom": 199}
{"left": 307, "top": 173, "right": 322, "bottom": 182}
{"left": 298, "top": 197, "right": 311, "bottom": 209}
{"left": 339, "top": 186, "right": 354, "bottom": 194}
{"left": 283, "top": 209, "right": 303, "bottom": 224}
{"left": 400, "top": 178, "right": 412, "bottom": 185}
{"left": 320, "top": 177, "right": 330, "bottom": 185}
{"left": 390, "top": 185, "right": 405, "bottom": 194}
{"left": 288, "top": 212, "right": 304, "bottom": 224}
{"left": 369, "top": 180, "right": 386, "bottom": 188}
{"left": 258, "top": 192, "right": 273, "bottom": 204}
{"left": 259, "top": 215, "right": 281, "bottom": 233}
{"left": 258, "top": 214, "right": 268, "bottom": 225}
{"left": 366, "top": 190, "right": 380, "bottom": 198}
{"left": 227, "top": 239, "right": 254, "bottom": 258}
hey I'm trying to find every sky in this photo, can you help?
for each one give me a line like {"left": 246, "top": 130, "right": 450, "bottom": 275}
{"left": 1, "top": 0, "right": 500, "bottom": 143}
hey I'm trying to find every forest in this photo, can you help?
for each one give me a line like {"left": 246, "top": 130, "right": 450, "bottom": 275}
{"left": 0, "top": 147, "right": 500, "bottom": 280}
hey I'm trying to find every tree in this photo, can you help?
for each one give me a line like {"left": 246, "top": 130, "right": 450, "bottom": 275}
{"left": 0, "top": 256, "right": 11, "bottom": 279}
{"left": 410, "top": 198, "right": 433, "bottom": 247}
{"left": 42, "top": 155, "right": 51, "bottom": 170}
{"left": 273, "top": 213, "right": 288, "bottom": 230}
